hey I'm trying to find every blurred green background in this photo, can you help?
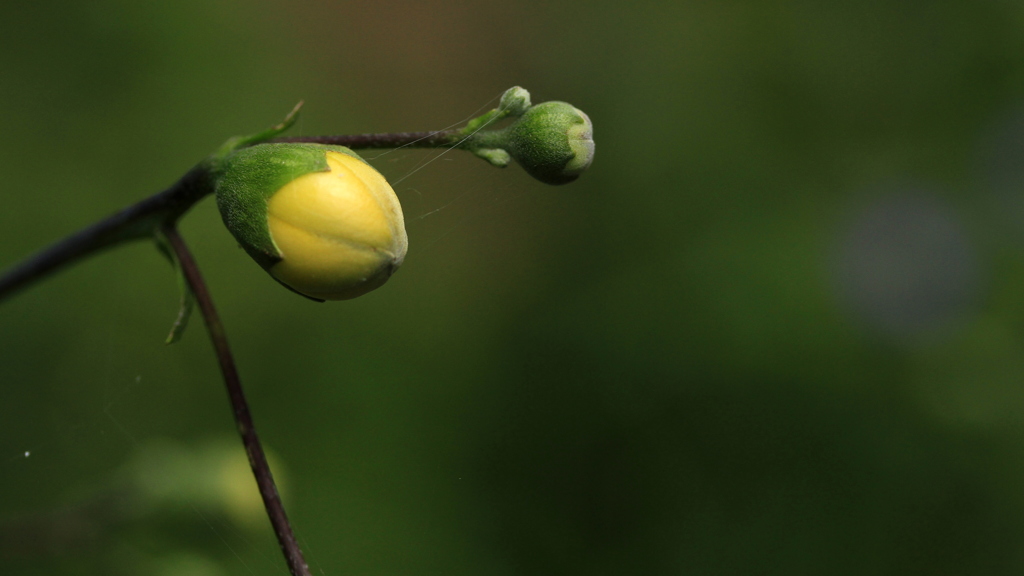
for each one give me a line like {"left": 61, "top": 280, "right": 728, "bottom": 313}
{"left": 4, "top": 0, "right": 1024, "bottom": 574}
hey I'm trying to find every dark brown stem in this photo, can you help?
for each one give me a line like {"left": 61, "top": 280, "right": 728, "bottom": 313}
{"left": 271, "top": 129, "right": 461, "bottom": 149}
{"left": 0, "top": 165, "right": 210, "bottom": 303}
{"left": 161, "top": 225, "right": 311, "bottom": 576}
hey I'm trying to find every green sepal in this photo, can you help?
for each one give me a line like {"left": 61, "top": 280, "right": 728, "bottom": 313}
{"left": 154, "top": 229, "right": 195, "bottom": 344}
{"left": 212, "top": 143, "right": 366, "bottom": 271}
{"left": 472, "top": 147, "right": 511, "bottom": 167}
{"left": 214, "top": 101, "right": 304, "bottom": 159}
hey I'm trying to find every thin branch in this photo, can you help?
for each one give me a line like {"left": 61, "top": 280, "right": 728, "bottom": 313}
{"left": 0, "top": 166, "right": 210, "bottom": 303}
{"left": 271, "top": 129, "right": 460, "bottom": 149}
{"left": 161, "top": 225, "right": 311, "bottom": 576}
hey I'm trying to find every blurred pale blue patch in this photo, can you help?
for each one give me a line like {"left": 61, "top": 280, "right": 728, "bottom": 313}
{"left": 977, "top": 107, "right": 1024, "bottom": 244}
{"left": 832, "top": 186, "right": 983, "bottom": 342}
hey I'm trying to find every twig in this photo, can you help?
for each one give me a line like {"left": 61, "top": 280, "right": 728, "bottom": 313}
{"left": 161, "top": 225, "right": 311, "bottom": 576}
{"left": 271, "top": 129, "right": 460, "bottom": 149}
{"left": 0, "top": 166, "right": 209, "bottom": 303}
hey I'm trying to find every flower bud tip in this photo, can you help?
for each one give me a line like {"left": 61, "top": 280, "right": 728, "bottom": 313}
{"left": 499, "top": 86, "right": 532, "bottom": 117}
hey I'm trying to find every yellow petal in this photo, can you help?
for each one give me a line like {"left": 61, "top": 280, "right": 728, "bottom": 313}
{"left": 266, "top": 151, "right": 407, "bottom": 300}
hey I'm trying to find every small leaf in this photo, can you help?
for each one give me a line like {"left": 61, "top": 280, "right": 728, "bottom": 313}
{"left": 154, "top": 230, "right": 196, "bottom": 344}
{"left": 472, "top": 147, "right": 511, "bottom": 167}
{"left": 215, "top": 101, "right": 305, "bottom": 157}
{"left": 165, "top": 270, "right": 195, "bottom": 344}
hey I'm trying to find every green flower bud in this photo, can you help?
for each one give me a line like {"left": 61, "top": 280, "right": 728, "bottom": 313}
{"left": 456, "top": 87, "right": 594, "bottom": 185}
{"left": 213, "top": 144, "right": 407, "bottom": 301}
{"left": 505, "top": 101, "right": 594, "bottom": 185}
{"left": 498, "top": 86, "right": 532, "bottom": 117}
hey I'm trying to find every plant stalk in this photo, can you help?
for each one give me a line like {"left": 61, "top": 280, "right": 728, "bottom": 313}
{"left": 271, "top": 129, "right": 461, "bottom": 149}
{"left": 161, "top": 225, "right": 311, "bottom": 576}
{"left": 0, "top": 166, "right": 209, "bottom": 303}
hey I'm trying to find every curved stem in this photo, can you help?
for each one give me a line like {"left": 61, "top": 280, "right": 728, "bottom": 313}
{"left": 161, "top": 225, "right": 311, "bottom": 576}
{"left": 0, "top": 165, "right": 210, "bottom": 303}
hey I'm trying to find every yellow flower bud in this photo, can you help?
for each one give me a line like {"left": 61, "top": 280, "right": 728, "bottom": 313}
{"left": 266, "top": 151, "right": 407, "bottom": 300}
{"left": 214, "top": 145, "right": 408, "bottom": 301}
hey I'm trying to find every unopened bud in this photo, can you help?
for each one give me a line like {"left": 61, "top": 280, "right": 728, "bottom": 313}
{"left": 213, "top": 144, "right": 407, "bottom": 300}
{"left": 505, "top": 101, "right": 594, "bottom": 185}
